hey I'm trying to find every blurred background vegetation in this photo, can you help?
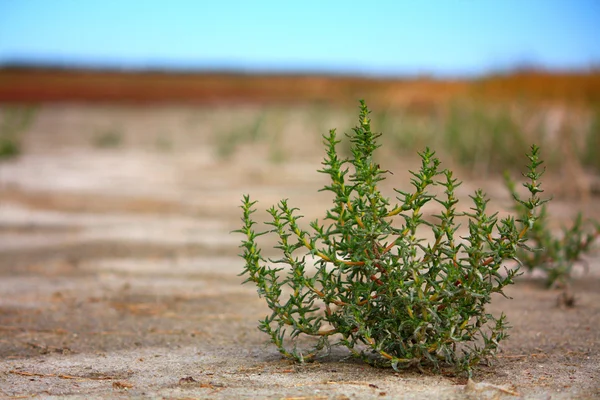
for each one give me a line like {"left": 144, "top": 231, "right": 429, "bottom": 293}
{"left": 0, "top": 1, "right": 599, "bottom": 198}
{"left": 1, "top": 67, "right": 599, "bottom": 189}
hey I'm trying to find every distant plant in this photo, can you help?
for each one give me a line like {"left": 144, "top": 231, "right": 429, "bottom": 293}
{"left": 443, "top": 103, "right": 529, "bottom": 177}
{"left": 388, "top": 113, "right": 437, "bottom": 156}
{"left": 504, "top": 173, "right": 600, "bottom": 288}
{"left": 155, "top": 134, "right": 174, "bottom": 151}
{"left": 582, "top": 106, "right": 600, "bottom": 172}
{"left": 268, "top": 135, "right": 286, "bottom": 164}
{"left": 237, "top": 100, "right": 546, "bottom": 375}
{"left": 93, "top": 127, "right": 123, "bottom": 149}
{"left": 215, "top": 112, "right": 265, "bottom": 159}
{"left": 0, "top": 106, "right": 36, "bottom": 160}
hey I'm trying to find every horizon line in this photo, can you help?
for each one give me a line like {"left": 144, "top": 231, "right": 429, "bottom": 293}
{"left": 2, "top": 58, "right": 600, "bottom": 81}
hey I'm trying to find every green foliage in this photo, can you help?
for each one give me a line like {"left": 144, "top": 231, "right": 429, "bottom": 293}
{"left": 215, "top": 111, "right": 266, "bottom": 159}
{"left": 582, "top": 106, "right": 600, "bottom": 172}
{"left": 505, "top": 173, "right": 600, "bottom": 287}
{"left": 237, "top": 101, "right": 546, "bottom": 375}
{"left": 443, "top": 103, "right": 530, "bottom": 176}
{"left": 388, "top": 113, "right": 437, "bottom": 156}
{"left": 0, "top": 106, "right": 36, "bottom": 160}
{"left": 155, "top": 134, "right": 174, "bottom": 151}
{"left": 0, "top": 136, "right": 20, "bottom": 159}
{"left": 93, "top": 127, "right": 123, "bottom": 148}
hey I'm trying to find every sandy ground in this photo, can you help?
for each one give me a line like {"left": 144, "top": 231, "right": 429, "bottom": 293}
{"left": 0, "top": 105, "right": 599, "bottom": 399}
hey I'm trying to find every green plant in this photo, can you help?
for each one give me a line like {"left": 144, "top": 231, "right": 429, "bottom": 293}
{"left": 505, "top": 173, "right": 599, "bottom": 288}
{"left": 237, "top": 101, "right": 546, "bottom": 375}
{"left": 0, "top": 106, "right": 36, "bottom": 160}
{"left": 93, "top": 127, "right": 123, "bottom": 148}
{"left": 582, "top": 106, "right": 600, "bottom": 172}
{"left": 215, "top": 111, "right": 266, "bottom": 159}
{"left": 388, "top": 113, "right": 437, "bottom": 156}
{"left": 155, "top": 134, "right": 174, "bottom": 151}
{"left": 443, "top": 103, "right": 529, "bottom": 177}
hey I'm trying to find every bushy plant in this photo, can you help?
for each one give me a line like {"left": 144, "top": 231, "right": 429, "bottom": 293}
{"left": 504, "top": 174, "right": 599, "bottom": 288}
{"left": 237, "top": 101, "right": 546, "bottom": 375}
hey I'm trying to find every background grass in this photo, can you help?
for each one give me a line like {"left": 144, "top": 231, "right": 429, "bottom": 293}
{"left": 1, "top": 67, "right": 598, "bottom": 186}
{"left": 207, "top": 100, "right": 596, "bottom": 182}
{"left": 0, "top": 106, "right": 36, "bottom": 160}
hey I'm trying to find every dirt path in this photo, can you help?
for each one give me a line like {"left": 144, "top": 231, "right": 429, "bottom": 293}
{"left": 0, "top": 105, "right": 599, "bottom": 399}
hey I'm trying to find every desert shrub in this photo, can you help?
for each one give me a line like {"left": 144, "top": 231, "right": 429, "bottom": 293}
{"left": 237, "top": 101, "right": 546, "bottom": 375}
{"left": 505, "top": 173, "right": 599, "bottom": 288}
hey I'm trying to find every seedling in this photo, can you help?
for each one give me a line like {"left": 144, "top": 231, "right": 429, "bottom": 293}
{"left": 237, "top": 101, "right": 546, "bottom": 374}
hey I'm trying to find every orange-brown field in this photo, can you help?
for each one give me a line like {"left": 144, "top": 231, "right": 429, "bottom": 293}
{"left": 1, "top": 67, "right": 599, "bottom": 106}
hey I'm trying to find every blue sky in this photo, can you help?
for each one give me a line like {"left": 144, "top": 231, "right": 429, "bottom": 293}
{"left": 0, "top": 0, "right": 599, "bottom": 76}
